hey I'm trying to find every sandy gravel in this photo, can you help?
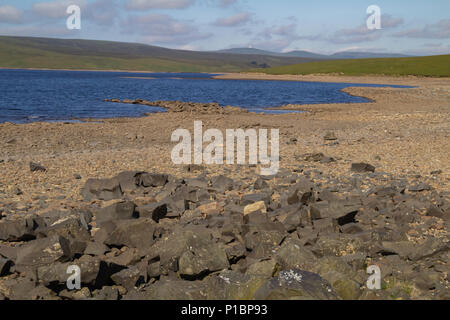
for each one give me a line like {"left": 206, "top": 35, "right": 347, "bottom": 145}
{"left": 0, "top": 75, "right": 449, "bottom": 215}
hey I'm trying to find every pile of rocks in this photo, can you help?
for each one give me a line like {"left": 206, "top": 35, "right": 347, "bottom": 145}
{"left": 105, "top": 99, "right": 248, "bottom": 115}
{"left": 0, "top": 167, "right": 448, "bottom": 300}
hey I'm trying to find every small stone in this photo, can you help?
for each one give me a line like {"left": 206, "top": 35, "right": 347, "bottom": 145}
{"left": 324, "top": 132, "right": 337, "bottom": 141}
{"left": 30, "top": 162, "right": 46, "bottom": 172}
{"left": 351, "top": 163, "right": 375, "bottom": 173}
{"left": 408, "top": 183, "right": 432, "bottom": 192}
{"left": 244, "top": 201, "right": 267, "bottom": 215}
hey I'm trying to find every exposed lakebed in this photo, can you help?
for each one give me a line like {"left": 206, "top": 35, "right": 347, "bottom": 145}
{"left": 0, "top": 69, "right": 413, "bottom": 123}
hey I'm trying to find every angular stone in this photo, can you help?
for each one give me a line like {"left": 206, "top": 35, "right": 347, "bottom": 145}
{"left": 178, "top": 241, "right": 229, "bottom": 279}
{"left": 104, "top": 218, "right": 156, "bottom": 250}
{"left": 37, "top": 255, "right": 102, "bottom": 287}
{"left": 0, "top": 256, "right": 12, "bottom": 276}
{"left": 116, "top": 171, "right": 143, "bottom": 193}
{"left": 30, "top": 162, "right": 46, "bottom": 172}
{"left": 137, "top": 202, "right": 168, "bottom": 222}
{"left": 426, "top": 205, "right": 444, "bottom": 219}
{"left": 274, "top": 239, "right": 317, "bottom": 271}
{"left": 254, "top": 177, "right": 269, "bottom": 190}
{"left": 142, "top": 279, "right": 209, "bottom": 300}
{"left": 313, "top": 218, "right": 339, "bottom": 235}
{"left": 111, "top": 266, "right": 142, "bottom": 290}
{"left": 96, "top": 201, "right": 136, "bottom": 225}
{"left": 204, "top": 270, "right": 267, "bottom": 300}
{"left": 197, "top": 202, "right": 222, "bottom": 217}
{"left": 351, "top": 163, "right": 375, "bottom": 173}
{"left": 15, "top": 236, "right": 71, "bottom": 270}
{"left": 84, "top": 241, "right": 110, "bottom": 256}
{"left": 0, "top": 218, "right": 36, "bottom": 242}
{"left": 244, "top": 201, "right": 267, "bottom": 216}
{"left": 287, "top": 178, "right": 314, "bottom": 205}
{"left": 241, "top": 193, "right": 271, "bottom": 206}
{"left": 93, "top": 286, "right": 120, "bottom": 300}
{"left": 309, "top": 201, "right": 359, "bottom": 226}
{"left": 81, "top": 178, "right": 122, "bottom": 201}
{"left": 254, "top": 269, "right": 338, "bottom": 300}
{"left": 408, "top": 183, "right": 432, "bottom": 192}
{"left": 324, "top": 132, "right": 337, "bottom": 141}
{"left": 245, "top": 259, "right": 279, "bottom": 278}
{"left": 139, "top": 173, "right": 169, "bottom": 187}
{"left": 245, "top": 230, "right": 284, "bottom": 259}
{"left": 211, "top": 175, "right": 234, "bottom": 192}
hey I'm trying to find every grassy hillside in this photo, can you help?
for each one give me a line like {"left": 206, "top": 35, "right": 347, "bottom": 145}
{"left": 0, "top": 36, "right": 317, "bottom": 72}
{"left": 257, "top": 55, "right": 450, "bottom": 77}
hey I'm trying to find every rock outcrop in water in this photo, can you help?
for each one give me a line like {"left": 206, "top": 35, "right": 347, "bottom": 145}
{"left": 0, "top": 167, "right": 448, "bottom": 300}
{"left": 105, "top": 99, "right": 248, "bottom": 115}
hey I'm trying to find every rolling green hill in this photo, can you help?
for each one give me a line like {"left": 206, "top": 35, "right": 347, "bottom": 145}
{"left": 256, "top": 54, "right": 450, "bottom": 77}
{"left": 0, "top": 36, "right": 318, "bottom": 72}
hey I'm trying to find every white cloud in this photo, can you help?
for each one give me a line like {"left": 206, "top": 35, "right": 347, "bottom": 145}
{"left": 126, "top": 0, "right": 195, "bottom": 10}
{"left": 0, "top": 5, "right": 24, "bottom": 24}
{"left": 213, "top": 12, "right": 250, "bottom": 27}
{"left": 32, "top": 0, "right": 87, "bottom": 19}
{"left": 393, "top": 19, "right": 450, "bottom": 39}
{"left": 121, "top": 13, "right": 212, "bottom": 45}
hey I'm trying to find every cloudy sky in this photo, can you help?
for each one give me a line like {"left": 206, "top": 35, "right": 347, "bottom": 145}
{"left": 0, "top": 0, "right": 449, "bottom": 55}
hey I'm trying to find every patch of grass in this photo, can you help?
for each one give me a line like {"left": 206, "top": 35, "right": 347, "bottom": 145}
{"left": 255, "top": 55, "right": 450, "bottom": 77}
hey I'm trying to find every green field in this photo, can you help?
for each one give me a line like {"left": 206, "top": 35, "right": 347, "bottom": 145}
{"left": 257, "top": 55, "right": 450, "bottom": 77}
{"left": 0, "top": 36, "right": 315, "bottom": 72}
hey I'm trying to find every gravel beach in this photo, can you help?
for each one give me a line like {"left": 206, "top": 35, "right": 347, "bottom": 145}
{"left": 0, "top": 75, "right": 448, "bottom": 300}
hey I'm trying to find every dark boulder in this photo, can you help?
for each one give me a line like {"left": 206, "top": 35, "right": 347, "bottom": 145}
{"left": 95, "top": 201, "right": 137, "bottom": 225}
{"left": 254, "top": 269, "right": 338, "bottom": 300}
{"left": 81, "top": 177, "right": 122, "bottom": 201}
{"left": 137, "top": 203, "right": 168, "bottom": 222}
{"left": 104, "top": 218, "right": 156, "bottom": 250}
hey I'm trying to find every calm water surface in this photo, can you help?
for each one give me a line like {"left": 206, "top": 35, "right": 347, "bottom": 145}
{"left": 0, "top": 69, "right": 413, "bottom": 123}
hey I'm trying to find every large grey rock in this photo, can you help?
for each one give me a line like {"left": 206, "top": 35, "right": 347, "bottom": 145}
{"left": 116, "top": 171, "right": 142, "bottom": 193}
{"left": 15, "top": 236, "right": 71, "bottom": 270}
{"left": 287, "top": 178, "right": 314, "bottom": 205}
{"left": 309, "top": 201, "right": 359, "bottom": 226}
{"left": 178, "top": 236, "right": 229, "bottom": 278}
{"left": 139, "top": 173, "right": 169, "bottom": 187}
{"left": 104, "top": 218, "right": 156, "bottom": 250}
{"left": 110, "top": 266, "right": 142, "bottom": 291}
{"left": 0, "top": 218, "right": 36, "bottom": 241}
{"left": 95, "top": 201, "right": 136, "bottom": 225}
{"left": 274, "top": 238, "right": 317, "bottom": 272}
{"left": 36, "top": 255, "right": 103, "bottom": 287}
{"left": 81, "top": 177, "right": 122, "bottom": 201}
{"left": 136, "top": 203, "right": 167, "bottom": 222}
{"left": 139, "top": 278, "right": 209, "bottom": 300}
{"left": 211, "top": 175, "right": 234, "bottom": 192}
{"left": 254, "top": 269, "right": 338, "bottom": 300}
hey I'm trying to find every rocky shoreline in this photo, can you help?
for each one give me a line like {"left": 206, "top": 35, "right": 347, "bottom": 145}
{"left": 105, "top": 99, "right": 248, "bottom": 115}
{"left": 0, "top": 162, "right": 448, "bottom": 300}
{"left": 0, "top": 77, "right": 448, "bottom": 300}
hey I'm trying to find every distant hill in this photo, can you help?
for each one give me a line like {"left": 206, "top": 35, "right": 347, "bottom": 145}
{"left": 215, "top": 47, "right": 410, "bottom": 60}
{"left": 255, "top": 55, "right": 450, "bottom": 77}
{"left": 330, "top": 51, "right": 410, "bottom": 59}
{"left": 0, "top": 36, "right": 318, "bottom": 72}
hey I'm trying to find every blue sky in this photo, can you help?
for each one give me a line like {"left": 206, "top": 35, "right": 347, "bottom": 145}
{"left": 0, "top": 0, "right": 449, "bottom": 55}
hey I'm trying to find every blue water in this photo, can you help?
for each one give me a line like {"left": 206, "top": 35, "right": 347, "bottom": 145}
{"left": 0, "top": 69, "right": 413, "bottom": 123}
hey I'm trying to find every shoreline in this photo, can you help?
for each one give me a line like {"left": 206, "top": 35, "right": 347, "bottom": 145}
{"left": 0, "top": 74, "right": 448, "bottom": 300}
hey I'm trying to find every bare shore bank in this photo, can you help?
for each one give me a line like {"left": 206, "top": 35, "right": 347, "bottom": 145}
{"left": 0, "top": 75, "right": 448, "bottom": 300}
{"left": 0, "top": 75, "right": 448, "bottom": 206}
